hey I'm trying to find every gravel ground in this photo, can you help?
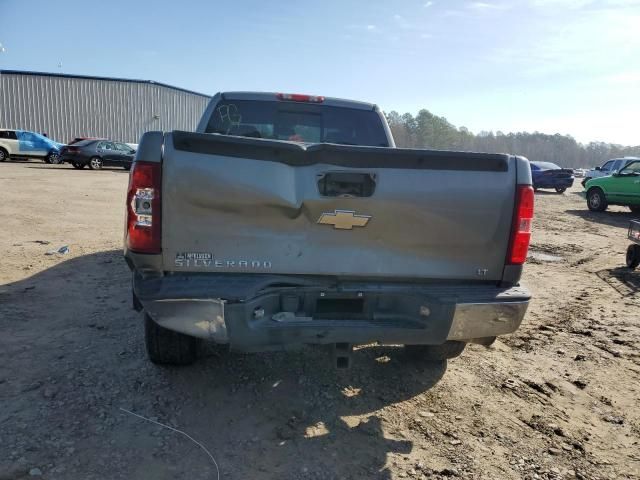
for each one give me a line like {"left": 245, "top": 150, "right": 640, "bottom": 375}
{"left": 1, "top": 161, "right": 639, "bottom": 480}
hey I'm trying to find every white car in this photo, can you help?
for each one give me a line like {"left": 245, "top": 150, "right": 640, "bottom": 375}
{"left": 0, "top": 129, "right": 65, "bottom": 163}
{"left": 582, "top": 157, "right": 640, "bottom": 186}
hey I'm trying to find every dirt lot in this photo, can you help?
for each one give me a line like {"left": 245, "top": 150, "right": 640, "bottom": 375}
{"left": 1, "top": 161, "right": 639, "bottom": 480}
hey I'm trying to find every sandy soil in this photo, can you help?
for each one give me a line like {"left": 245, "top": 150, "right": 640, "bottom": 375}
{"left": 1, "top": 160, "right": 639, "bottom": 480}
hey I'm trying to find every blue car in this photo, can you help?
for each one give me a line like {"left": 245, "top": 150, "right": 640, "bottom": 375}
{"left": 530, "top": 161, "right": 574, "bottom": 194}
{"left": 0, "top": 129, "right": 65, "bottom": 164}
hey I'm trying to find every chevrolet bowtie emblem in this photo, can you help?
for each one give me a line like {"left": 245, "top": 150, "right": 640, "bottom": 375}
{"left": 317, "top": 210, "right": 371, "bottom": 230}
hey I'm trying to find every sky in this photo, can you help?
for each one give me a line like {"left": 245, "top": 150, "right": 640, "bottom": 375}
{"left": 0, "top": 0, "right": 639, "bottom": 145}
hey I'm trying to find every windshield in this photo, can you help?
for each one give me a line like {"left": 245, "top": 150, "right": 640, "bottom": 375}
{"left": 205, "top": 100, "right": 389, "bottom": 147}
{"left": 17, "top": 130, "right": 60, "bottom": 149}
{"left": 620, "top": 161, "right": 640, "bottom": 174}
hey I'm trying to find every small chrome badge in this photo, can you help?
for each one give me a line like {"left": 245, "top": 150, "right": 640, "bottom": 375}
{"left": 317, "top": 210, "right": 371, "bottom": 230}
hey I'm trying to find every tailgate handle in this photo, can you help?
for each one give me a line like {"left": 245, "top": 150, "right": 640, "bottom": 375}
{"left": 317, "top": 172, "right": 376, "bottom": 198}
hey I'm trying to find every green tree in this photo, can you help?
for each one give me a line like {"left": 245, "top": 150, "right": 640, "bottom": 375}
{"left": 385, "top": 109, "right": 639, "bottom": 168}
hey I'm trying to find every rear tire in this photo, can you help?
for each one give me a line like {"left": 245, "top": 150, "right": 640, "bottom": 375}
{"left": 144, "top": 313, "right": 198, "bottom": 365}
{"left": 88, "top": 156, "right": 103, "bottom": 170}
{"left": 0, "top": 148, "right": 8, "bottom": 162}
{"left": 626, "top": 244, "right": 640, "bottom": 269}
{"left": 587, "top": 188, "right": 607, "bottom": 212}
{"left": 555, "top": 187, "right": 566, "bottom": 194}
{"left": 405, "top": 341, "right": 466, "bottom": 361}
{"left": 629, "top": 206, "right": 640, "bottom": 214}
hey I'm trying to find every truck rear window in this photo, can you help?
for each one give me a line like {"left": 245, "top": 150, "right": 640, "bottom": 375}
{"left": 205, "top": 100, "right": 389, "bottom": 147}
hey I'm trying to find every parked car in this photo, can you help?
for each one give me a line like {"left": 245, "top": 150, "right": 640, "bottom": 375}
{"left": 582, "top": 157, "right": 640, "bottom": 186}
{"left": 530, "top": 161, "right": 574, "bottom": 193}
{"left": 0, "top": 129, "right": 64, "bottom": 163}
{"left": 573, "top": 168, "right": 587, "bottom": 178}
{"left": 585, "top": 159, "right": 640, "bottom": 212}
{"left": 125, "top": 91, "right": 532, "bottom": 368}
{"left": 60, "top": 139, "right": 136, "bottom": 170}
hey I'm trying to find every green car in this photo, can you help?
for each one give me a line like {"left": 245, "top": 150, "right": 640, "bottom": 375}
{"left": 585, "top": 160, "right": 640, "bottom": 212}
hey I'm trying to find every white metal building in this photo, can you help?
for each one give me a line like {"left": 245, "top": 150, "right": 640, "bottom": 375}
{"left": 0, "top": 70, "right": 210, "bottom": 144}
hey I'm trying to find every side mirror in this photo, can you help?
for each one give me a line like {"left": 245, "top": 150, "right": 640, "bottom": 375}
{"left": 595, "top": 166, "right": 601, "bottom": 171}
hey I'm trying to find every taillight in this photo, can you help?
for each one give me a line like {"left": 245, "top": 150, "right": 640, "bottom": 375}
{"left": 276, "top": 93, "right": 325, "bottom": 103}
{"left": 126, "top": 161, "right": 161, "bottom": 254}
{"left": 507, "top": 185, "right": 534, "bottom": 265}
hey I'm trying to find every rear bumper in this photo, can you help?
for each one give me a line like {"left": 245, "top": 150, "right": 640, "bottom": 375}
{"left": 134, "top": 273, "right": 531, "bottom": 352}
{"left": 534, "top": 178, "right": 574, "bottom": 189}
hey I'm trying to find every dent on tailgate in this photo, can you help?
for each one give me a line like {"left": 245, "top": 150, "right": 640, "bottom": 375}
{"left": 160, "top": 133, "right": 517, "bottom": 282}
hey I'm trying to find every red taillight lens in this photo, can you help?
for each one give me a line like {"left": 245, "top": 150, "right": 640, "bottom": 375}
{"left": 276, "top": 93, "right": 325, "bottom": 103}
{"left": 126, "top": 161, "right": 161, "bottom": 254}
{"left": 507, "top": 185, "right": 534, "bottom": 265}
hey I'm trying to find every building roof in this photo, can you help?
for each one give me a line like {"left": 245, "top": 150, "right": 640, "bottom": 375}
{"left": 0, "top": 69, "right": 211, "bottom": 98}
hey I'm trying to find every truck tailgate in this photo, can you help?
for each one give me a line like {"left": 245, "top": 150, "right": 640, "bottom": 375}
{"left": 161, "top": 132, "right": 517, "bottom": 282}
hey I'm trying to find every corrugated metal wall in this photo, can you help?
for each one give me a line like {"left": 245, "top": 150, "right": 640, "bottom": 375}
{"left": 0, "top": 72, "right": 210, "bottom": 144}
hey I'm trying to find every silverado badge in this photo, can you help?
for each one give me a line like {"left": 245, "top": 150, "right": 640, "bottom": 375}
{"left": 317, "top": 210, "right": 371, "bottom": 230}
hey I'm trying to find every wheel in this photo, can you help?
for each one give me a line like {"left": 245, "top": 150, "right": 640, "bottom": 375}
{"left": 405, "top": 341, "right": 466, "bottom": 361}
{"left": 555, "top": 187, "right": 566, "bottom": 194}
{"left": 47, "top": 152, "right": 62, "bottom": 164}
{"left": 587, "top": 188, "right": 607, "bottom": 212}
{"left": 626, "top": 244, "right": 640, "bottom": 269}
{"left": 88, "top": 156, "right": 103, "bottom": 170}
{"left": 0, "top": 148, "right": 8, "bottom": 162}
{"left": 123, "top": 164, "right": 131, "bottom": 171}
{"left": 629, "top": 206, "right": 640, "bottom": 214}
{"left": 144, "top": 313, "right": 198, "bottom": 365}
{"left": 71, "top": 162, "right": 85, "bottom": 169}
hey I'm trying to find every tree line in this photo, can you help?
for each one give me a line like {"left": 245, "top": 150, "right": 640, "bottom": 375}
{"left": 385, "top": 110, "right": 639, "bottom": 168}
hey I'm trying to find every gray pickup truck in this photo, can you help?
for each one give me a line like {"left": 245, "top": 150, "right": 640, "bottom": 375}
{"left": 124, "top": 91, "right": 533, "bottom": 368}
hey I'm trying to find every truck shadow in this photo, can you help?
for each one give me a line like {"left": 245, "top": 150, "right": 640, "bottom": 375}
{"left": 1, "top": 250, "right": 448, "bottom": 479}
{"left": 180, "top": 345, "right": 445, "bottom": 478}
{"left": 565, "top": 208, "right": 636, "bottom": 229}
